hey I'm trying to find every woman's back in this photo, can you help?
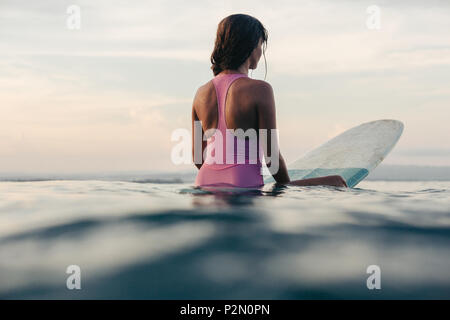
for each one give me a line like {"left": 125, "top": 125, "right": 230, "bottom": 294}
{"left": 193, "top": 72, "right": 265, "bottom": 188}
{"left": 193, "top": 72, "right": 260, "bottom": 135}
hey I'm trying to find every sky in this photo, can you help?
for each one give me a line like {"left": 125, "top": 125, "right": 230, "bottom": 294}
{"left": 0, "top": 0, "right": 449, "bottom": 174}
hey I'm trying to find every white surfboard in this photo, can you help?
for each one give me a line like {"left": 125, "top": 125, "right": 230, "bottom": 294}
{"left": 264, "top": 119, "right": 404, "bottom": 188}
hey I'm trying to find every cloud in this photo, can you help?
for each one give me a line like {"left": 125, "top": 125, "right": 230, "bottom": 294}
{"left": 1, "top": 0, "right": 449, "bottom": 172}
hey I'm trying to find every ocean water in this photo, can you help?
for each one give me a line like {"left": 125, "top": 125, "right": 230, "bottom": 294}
{"left": 0, "top": 179, "right": 449, "bottom": 299}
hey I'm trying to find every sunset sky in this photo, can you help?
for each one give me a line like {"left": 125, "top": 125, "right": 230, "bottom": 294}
{"left": 1, "top": 0, "right": 449, "bottom": 174}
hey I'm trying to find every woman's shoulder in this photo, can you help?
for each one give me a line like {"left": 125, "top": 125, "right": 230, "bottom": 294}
{"left": 197, "top": 75, "right": 271, "bottom": 89}
{"left": 193, "top": 77, "right": 273, "bottom": 106}
{"left": 245, "top": 79, "right": 274, "bottom": 107}
{"left": 249, "top": 79, "right": 273, "bottom": 94}
{"left": 194, "top": 80, "right": 214, "bottom": 103}
{"left": 220, "top": 77, "right": 274, "bottom": 98}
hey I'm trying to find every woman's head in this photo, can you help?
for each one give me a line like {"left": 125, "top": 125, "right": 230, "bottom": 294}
{"left": 210, "top": 14, "right": 268, "bottom": 78}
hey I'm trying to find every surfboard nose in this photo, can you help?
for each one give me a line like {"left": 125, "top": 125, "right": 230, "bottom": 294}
{"left": 273, "top": 119, "right": 405, "bottom": 188}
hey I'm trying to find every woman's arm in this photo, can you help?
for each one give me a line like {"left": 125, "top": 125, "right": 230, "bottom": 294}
{"left": 256, "top": 81, "right": 290, "bottom": 184}
{"left": 255, "top": 82, "right": 347, "bottom": 188}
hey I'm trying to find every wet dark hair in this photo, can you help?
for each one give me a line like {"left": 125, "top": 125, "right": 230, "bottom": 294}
{"left": 210, "top": 14, "right": 268, "bottom": 79}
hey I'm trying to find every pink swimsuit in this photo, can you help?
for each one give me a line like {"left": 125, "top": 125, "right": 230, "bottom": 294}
{"left": 194, "top": 73, "right": 264, "bottom": 188}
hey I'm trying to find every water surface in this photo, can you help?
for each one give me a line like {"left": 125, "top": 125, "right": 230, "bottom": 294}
{"left": 0, "top": 180, "right": 449, "bottom": 299}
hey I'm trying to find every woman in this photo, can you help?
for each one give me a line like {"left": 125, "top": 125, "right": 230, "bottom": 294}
{"left": 192, "top": 14, "right": 347, "bottom": 188}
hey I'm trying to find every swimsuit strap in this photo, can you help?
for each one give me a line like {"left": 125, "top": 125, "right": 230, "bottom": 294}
{"left": 212, "top": 73, "right": 248, "bottom": 132}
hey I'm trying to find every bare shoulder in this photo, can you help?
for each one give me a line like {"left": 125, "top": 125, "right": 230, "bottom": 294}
{"left": 234, "top": 77, "right": 272, "bottom": 91}
{"left": 193, "top": 80, "right": 215, "bottom": 105}
{"left": 249, "top": 79, "right": 275, "bottom": 110}
{"left": 251, "top": 79, "right": 273, "bottom": 91}
{"left": 226, "top": 78, "right": 274, "bottom": 106}
{"left": 193, "top": 78, "right": 274, "bottom": 111}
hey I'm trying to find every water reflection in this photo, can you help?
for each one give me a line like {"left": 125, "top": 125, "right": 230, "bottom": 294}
{"left": 187, "top": 183, "right": 287, "bottom": 207}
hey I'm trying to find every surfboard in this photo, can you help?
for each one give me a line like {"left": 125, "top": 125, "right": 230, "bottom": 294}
{"left": 263, "top": 119, "right": 404, "bottom": 188}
